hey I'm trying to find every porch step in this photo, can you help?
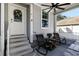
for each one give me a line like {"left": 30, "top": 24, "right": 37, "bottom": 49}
{"left": 9, "top": 34, "right": 35, "bottom": 56}
{"left": 10, "top": 46, "right": 33, "bottom": 56}
{"left": 10, "top": 44, "right": 31, "bottom": 53}
{"left": 9, "top": 40, "right": 29, "bottom": 48}
{"left": 10, "top": 38, "right": 27, "bottom": 43}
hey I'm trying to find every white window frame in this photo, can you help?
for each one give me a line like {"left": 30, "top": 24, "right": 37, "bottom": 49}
{"left": 41, "top": 8, "right": 50, "bottom": 29}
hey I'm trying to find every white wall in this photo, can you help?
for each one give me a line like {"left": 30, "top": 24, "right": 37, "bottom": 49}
{"left": 73, "top": 25, "right": 79, "bottom": 40}
{"left": 33, "top": 4, "right": 54, "bottom": 38}
{"left": 57, "top": 25, "right": 79, "bottom": 41}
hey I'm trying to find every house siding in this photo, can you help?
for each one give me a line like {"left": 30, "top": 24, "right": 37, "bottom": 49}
{"left": 33, "top": 4, "right": 54, "bottom": 38}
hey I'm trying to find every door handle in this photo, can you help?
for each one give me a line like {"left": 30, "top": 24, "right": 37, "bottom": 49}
{"left": 11, "top": 19, "right": 13, "bottom": 23}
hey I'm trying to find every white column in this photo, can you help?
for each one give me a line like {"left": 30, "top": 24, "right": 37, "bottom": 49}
{"left": 30, "top": 4, "right": 33, "bottom": 43}
{"left": 53, "top": 8, "right": 57, "bottom": 33}
{"left": 55, "top": 14, "right": 57, "bottom": 32}
{"left": 1, "top": 3, "right": 5, "bottom": 56}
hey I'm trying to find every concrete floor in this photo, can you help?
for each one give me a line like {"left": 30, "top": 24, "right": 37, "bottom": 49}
{"left": 32, "top": 39, "right": 77, "bottom": 56}
{"left": 47, "top": 45, "right": 68, "bottom": 56}
{"left": 34, "top": 44, "right": 69, "bottom": 56}
{"left": 35, "top": 44, "right": 79, "bottom": 56}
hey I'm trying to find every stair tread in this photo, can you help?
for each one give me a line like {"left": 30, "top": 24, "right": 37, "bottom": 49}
{"left": 9, "top": 35, "right": 27, "bottom": 40}
{"left": 10, "top": 38, "right": 28, "bottom": 43}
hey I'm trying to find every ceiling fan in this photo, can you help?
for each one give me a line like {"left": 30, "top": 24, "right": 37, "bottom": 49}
{"left": 41, "top": 3, "right": 71, "bottom": 14}
{"left": 41, "top": 3, "right": 71, "bottom": 33}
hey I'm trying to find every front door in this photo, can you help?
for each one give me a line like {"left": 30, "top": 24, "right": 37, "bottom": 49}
{"left": 7, "top": 4, "right": 27, "bottom": 56}
{"left": 8, "top": 4, "right": 27, "bottom": 35}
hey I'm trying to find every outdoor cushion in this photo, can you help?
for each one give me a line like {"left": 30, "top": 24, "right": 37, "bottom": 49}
{"left": 69, "top": 43, "right": 79, "bottom": 51}
{"left": 64, "top": 50, "right": 78, "bottom": 56}
{"left": 64, "top": 41, "right": 79, "bottom": 56}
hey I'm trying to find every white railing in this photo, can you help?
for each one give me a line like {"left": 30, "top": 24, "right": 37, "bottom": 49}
{"left": 58, "top": 32, "right": 79, "bottom": 41}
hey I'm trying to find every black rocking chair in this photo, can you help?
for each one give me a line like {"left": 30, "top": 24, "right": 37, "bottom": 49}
{"left": 53, "top": 33, "right": 66, "bottom": 45}
{"left": 35, "top": 34, "right": 54, "bottom": 55}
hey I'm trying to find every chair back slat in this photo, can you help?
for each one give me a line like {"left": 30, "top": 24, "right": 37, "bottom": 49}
{"left": 36, "top": 34, "right": 45, "bottom": 46}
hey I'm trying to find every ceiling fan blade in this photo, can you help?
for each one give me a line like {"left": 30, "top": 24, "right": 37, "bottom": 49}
{"left": 42, "top": 8, "right": 50, "bottom": 11}
{"left": 56, "top": 7, "right": 65, "bottom": 10}
{"left": 41, "top": 4, "right": 51, "bottom": 7}
{"left": 58, "top": 3, "right": 71, "bottom": 6}
{"left": 55, "top": 3, "right": 59, "bottom": 6}
{"left": 47, "top": 7, "right": 53, "bottom": 13}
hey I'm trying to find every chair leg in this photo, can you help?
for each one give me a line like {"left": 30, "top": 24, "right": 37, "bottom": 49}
{"left": 36, "top": 47, "right": 48, "bottom": 56}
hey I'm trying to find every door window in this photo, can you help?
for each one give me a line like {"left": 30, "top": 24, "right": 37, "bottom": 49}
{"left": 14, "top": 9, "right": 22, "bottom": 22}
